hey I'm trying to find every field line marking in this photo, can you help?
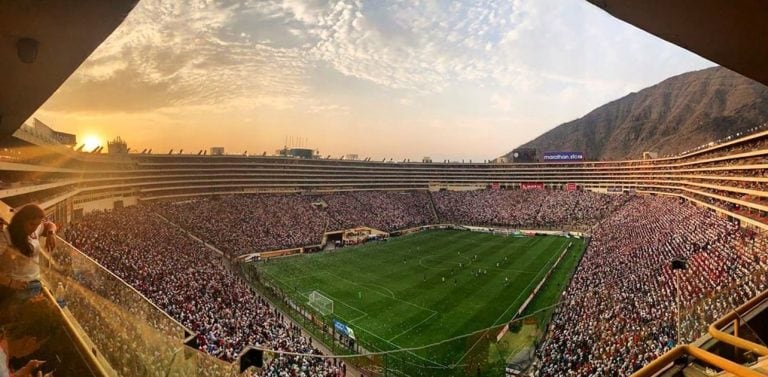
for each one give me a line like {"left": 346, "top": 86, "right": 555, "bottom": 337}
{"left": 311, "top": 272, "right": 446, "bottom": 368}
{"left": 262, "top": 267, "right": 373, "bottom": 322}
{"left": 348, "top": 313, "right": 368, "bottom": 324}
{"left": 388, "top": 311, "right": 439, "bottom": 342}
{"left": 453, "top": 241, "right": 566, "bottom": 366}
{"left": 359, "top": 282, "right": 396, "bottom": 298}
{"left": 319, "top": 270, "right": 437, "bottom": 315}
{"left": 347, "top": 324, "right": 449, "bottom": 368}
{"left": 261, "top": 269, "right": 373, "bottom": 321}
{"left": 258, "top": 261, "right": 447, "bottom": 368}
{"left": 259, "top": 266, "right": 329, "bottom": 288}
{"left": 280, "top": 273, "right": 322, "bottom": 283}
{"left": 301, "top": 289, "right": 368, "bottom": 318}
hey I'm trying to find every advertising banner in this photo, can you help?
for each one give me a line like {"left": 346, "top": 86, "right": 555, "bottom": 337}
{"left": 542, "top": 151, "right": 584, "bottom": 162}
{"left": 333, "top": 320, "right": 356, "bottom": 339}
{"left": 521, "top": 182, "right": 545, "bottom": 190}
{"left": 565, "top": 182, "right": 577, "bottom": 191}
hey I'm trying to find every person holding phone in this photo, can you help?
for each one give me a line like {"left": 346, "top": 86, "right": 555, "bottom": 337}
{"left": 0, "top": 326, "right": 53, "bottom": 377}
{"left": 0, "top": 204, "right": 57, "bottom": 302}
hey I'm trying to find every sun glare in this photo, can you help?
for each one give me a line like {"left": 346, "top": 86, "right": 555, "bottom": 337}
{"left": 82, "top": 135, "right": 102, "bottom": 152}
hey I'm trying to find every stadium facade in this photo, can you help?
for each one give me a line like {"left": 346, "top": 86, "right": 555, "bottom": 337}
{"left": 1, "top": 121, "right": 767, "bottom": 375}
{"left": 4, "top": 127, "right": 765, "bottom": 233}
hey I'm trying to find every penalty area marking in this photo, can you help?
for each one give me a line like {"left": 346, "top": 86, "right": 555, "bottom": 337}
{"left": 310, "top": 290, "right": 448, "bottom": 369}
{"left": 318, "top": 270, "right": 437, "bottom": 316}
{"left": 358, "top": 282, "right": 396, "bottom": 298}
{"left": 300, "top": 289, "right": 369, "bottom": 323}
{"left": 388, "top": 311, "right": 439, "bottom": 342}
{"left": 259, "top": 263, "right": 447, "bottom": 368}
{"left": 305, "top": 272, "right": 447, "bottom": 368}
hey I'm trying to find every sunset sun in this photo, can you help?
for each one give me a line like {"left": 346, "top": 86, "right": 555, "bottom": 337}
{"left": 82, "top": 135, "right": 102, "bottom": 152}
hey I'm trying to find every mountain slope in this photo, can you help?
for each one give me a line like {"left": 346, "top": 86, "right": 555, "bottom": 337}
{"left": 505, "top": 67, "right": 768, "bottom": 161}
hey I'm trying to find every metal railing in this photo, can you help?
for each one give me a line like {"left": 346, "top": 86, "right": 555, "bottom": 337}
{"left": 632, "top": 287, "right": 768, "bottom": 377}
{"left": 39, "top": 236, "right": 240, "bottom": 376}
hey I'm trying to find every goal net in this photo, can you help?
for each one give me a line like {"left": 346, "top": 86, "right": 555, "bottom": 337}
{"left": 308, "top": 291, "right": 334, "bottom": 316}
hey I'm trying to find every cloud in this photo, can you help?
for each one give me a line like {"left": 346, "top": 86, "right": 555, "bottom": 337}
{"left": 48, "top": 0, "right": 712, "bottom": 114}
{"left": 49, "top": 0, "right": 311, "bottom": 113}
{"left": 37, "top": 0, "right": 714, "bottom": 161}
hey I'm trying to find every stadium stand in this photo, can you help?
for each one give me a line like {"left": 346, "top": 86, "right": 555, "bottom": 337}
{"left": 535, "top": 196, "right": 768, "bottom": 376}
{"left": 63, "top": 190, "right": 768, "bottom": 376}
{"left": 65, "top": 206, "right": 344, "bottom": 376}
{"left": 1, "top": 126, "right": 768, "bottom": 376}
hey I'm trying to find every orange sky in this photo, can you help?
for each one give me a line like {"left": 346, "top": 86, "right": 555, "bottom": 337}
{"left": 33, "top": 0, "right": 712, "bottom": 161}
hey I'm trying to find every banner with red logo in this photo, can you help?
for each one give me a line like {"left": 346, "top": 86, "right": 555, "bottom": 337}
{"left": 521, "top": 182, "right": 544, "bottom": 190}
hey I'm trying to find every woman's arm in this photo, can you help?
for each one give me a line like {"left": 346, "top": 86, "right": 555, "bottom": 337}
{"left": 37, "top": 222, "right": 57, "bottom": 251}
{"left": 43, "top": 222, "right": 56, "bottom": 235}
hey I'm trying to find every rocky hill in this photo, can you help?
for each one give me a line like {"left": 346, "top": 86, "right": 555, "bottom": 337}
{"left": 504, "top": 67, "right": 768, "bottom": 161}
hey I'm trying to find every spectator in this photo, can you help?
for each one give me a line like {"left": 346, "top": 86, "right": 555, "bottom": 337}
{"left": 0, "top": 205, "right": 57, "bottom": 303}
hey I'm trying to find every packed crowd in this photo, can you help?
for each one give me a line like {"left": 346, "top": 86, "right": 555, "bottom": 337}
{"left": 535, "top": 196, "right": 768, "bottom": 376}
{"left": 678, "top": 232, "right": 768, "bottom": 342}
{"left": 65, "top": 207, "right": 344, "bottom": 376}
{"left": 432, "top": 189, "right": 627, "bottom": 229}
{"left": 154, "top": 195, "right": 329, "bottom": 255}
{"left": 154, "top": 190, "right": 628, "bottom": 256}
{"left": 154, "top": 191, "right": 436, "bottom": 256}
{"left": 320, "top": 191, "right": 435, "bottom": 231}
{"left": 59, "top": 189, "right": 768, "bottom": 376}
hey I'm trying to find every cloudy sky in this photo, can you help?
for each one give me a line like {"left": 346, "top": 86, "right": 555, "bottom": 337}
{"left": 34, "top": 0, "right": 713, "bottom": 160}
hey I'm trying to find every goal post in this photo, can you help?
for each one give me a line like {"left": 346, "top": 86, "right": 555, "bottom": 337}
{"left": 308, "top": 291, "right": 334, "bottom": 316}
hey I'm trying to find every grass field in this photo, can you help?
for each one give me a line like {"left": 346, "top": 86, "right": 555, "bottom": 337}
{"left": 254, "top": 230, "right": 584, "bottom": 376}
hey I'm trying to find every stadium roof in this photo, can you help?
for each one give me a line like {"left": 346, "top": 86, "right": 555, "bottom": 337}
{"left": 0, "top": 0, "right": 138, "bottom": 140}
{"left": 588, "top": 0, "right": 768, "bottom": 86}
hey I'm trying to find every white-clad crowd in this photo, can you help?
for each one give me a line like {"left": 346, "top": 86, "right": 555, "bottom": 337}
{"left": 432, "top": 189, "right": 627, "bottom": 228}
{"left": 62, "top": 190, "right": 768, "bottom": 376}
{"left": 66, "top": 206, "right": 345, "bottom": 376}
{"left": 535, "top": 196, "right": 768, "bottom": 376}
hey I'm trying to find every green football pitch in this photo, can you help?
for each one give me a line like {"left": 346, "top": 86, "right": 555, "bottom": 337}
{"left": 254, "top": 230, "right": 584, "bottom": 376}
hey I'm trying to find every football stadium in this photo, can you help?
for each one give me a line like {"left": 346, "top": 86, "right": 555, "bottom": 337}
{"left": 2, "top": 1, "right": 768, "bottom": 377}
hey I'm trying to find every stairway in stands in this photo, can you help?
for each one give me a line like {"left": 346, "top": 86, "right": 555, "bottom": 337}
{"left": 427, "top": 190, "right": 441, "bottom": 223}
